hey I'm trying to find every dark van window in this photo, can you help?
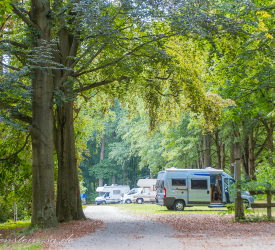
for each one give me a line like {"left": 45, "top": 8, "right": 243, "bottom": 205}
{"left": 191, "top": 179, "right": 207, "bottom": 189}
{"left": 172, "top": 179, "right": 186, "bottom": 186}
{"left": 156, "top": 180, "right": 164, "bottom": 188}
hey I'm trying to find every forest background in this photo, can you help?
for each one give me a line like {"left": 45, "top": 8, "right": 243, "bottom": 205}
{"left": 0, "top": 0, "right": 275, "bottom": 226}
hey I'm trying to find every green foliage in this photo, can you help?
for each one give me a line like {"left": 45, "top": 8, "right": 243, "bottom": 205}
{"left": 0, "top": 125, "right": 32, "bottom": 223}
{"left": 0, "top": 220, "right": 30, "bottom": 230}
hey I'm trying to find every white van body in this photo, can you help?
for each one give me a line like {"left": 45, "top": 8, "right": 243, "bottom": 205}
{"left": 122, "top": 179, "right": 157, "bottom": 204}
{"left": 156, "top": 167, "right": 254, "bottom": 211}
{"left": 95, "top": 184, "right": 130, "bottom": 205}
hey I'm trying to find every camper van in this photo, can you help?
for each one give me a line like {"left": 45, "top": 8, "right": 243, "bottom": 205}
{"left": 155, "top": 167, "right": 254, "bottom": 211}
{"left": 95, "top": 184, "right": 130, "bottom": 205}
{"left": 122, "top": 179, "right": 157, "bottom": 204}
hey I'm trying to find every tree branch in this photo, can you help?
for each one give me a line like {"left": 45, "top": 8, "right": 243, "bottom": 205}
{"left": 74, "top": 76, "right": 129, "bottom": 93}
{"left": 0, "top": 62, "right": 20, "bottom": 71}
{"left": 11, "top": 4, "right": 40, "bottom": 31}
{"left": 0, "top": 39, "right": 29, "bottom": 49}
{"left": 0, "top": 133, "right": 31, "bottom": 161}
{"left": 72, "top": 44, "right": 106, "bottom": 76}
{"left": 0, "top": 15, "right": 11, "bottom": 31}
{"left": 74, "top": 34, "right": 174, "bottom": 77}
{"left": 0, "top": 103, "right": 32, "bottom": 124}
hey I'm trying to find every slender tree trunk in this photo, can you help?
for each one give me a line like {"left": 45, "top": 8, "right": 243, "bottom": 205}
{"left": 214, "top": 130, "right": 221, "bottom": 169}
{"left": 29, "top": 0, "right": 58, "bottom": 228}
{"left": 199, "top": 139, "right": 203, "bottom": 169}
{"left": 230, "top": 144, "right": 235, "bottom": 176}
{"left": 99, "top": 134, "right": 105, "bottom": 187}
{"left": 150, "top": 171, "right": 153, "bottom": 179}
{"left": 112, "top": 175, "right": 116, "bottom": 184}
{"left": 203, "top": 133, "right": 212, "bottom": 168}
{"left": 234, "top": 142, "right": 244, "bottom": 219}
{"left": 221, "top": 143, "right": 225, "bottom": 170}
{"left": 248, "top": 128, "right": 255, "bottom": 180}
{"left": 123, "top": 168, "right": 126, "bottom": 185}
{"left": 242, "top": 131, "right": 249, "bottom": 176}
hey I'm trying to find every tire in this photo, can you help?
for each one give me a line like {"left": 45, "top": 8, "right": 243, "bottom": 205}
{"left": 102, "top": 201, "right": 106, "bottom": 205}
{"left": 137, "top": 198, "right": 143, "bottom": 204}
{"left": 174, "top": 200, "right": 185, "bottom": 211}
{"left": 125, "top": 199, "right": 131, "bottom": 204}
{"left": 96, "top": 203, "right": 100, "bottom": 205}
{"left": 243, "top": 199, "right": 249, "bottom": 209}
{"left": 166, "top": 206, "right": 174, "bottom": 211}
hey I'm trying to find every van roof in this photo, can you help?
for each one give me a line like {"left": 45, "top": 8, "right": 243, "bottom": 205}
{"left": 164, "top": 167, "right": 224, "bottom": 174}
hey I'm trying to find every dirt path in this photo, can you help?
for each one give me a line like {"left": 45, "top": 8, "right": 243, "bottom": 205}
{"left": 57, "top": 206, "right": 275, "bottom": 250}
{"left": 57, "top": 206, "right": 183, "bottom": 250}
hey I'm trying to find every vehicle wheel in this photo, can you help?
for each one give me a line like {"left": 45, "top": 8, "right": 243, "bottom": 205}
{"left": 96, "top": 203, "right": 100, "bottom": 205}
{"left": 125, "top": 199, "right": 131, "bottom": 204}
{"left": 137, "top": 198, "right": 143, "bottom": 204}
{"left": 166, "top": 206, "right": 174, "bottom": 211}
{"left": 102, "top": 201, "right": 106, "bottom": 205}
{"left": 174, "top": 200, "right": 185, "bottom": 211}
{"left": 243, "top": 199, "right": 249, "bottom": 209}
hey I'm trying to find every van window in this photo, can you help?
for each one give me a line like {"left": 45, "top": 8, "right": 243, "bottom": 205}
{"left": 191, "top": 179, "right": 207, "bottom": 189}
{"left": 156, "top": 180, "right": 164, "bottom": 188}
{"left": 172, "top": 179, "right": 186, "bottom": 186}
{"left": 113, "top": 190, "right": 120, "bottom": 195}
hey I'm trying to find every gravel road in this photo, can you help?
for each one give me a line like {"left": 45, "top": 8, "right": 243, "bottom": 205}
{"left": 58, "top": 205, "right": 275, "bottom": 250}
{"left": 59, "top": 205, "right": 183, "bottom": 250}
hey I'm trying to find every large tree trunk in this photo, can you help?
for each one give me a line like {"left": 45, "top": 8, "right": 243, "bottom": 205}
{"left": 203, "top": 133, "right": 212, "bottom": 168}
{"left": 29, "top": 0, "right": 58, "bottom": 228}
{"left": 55, "top": 101, "right": 86, "bottom": 222}
{"left": 51, "top": 22, "right": 85, "bottom": 222}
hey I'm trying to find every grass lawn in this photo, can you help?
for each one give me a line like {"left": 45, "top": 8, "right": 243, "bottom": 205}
{"left": 112, "top": 202, "right": 275, "bottom": 217}
{"left": 0, "top": 220, "right": 42, "bottom": 250}
{"left": 112, "top": 203, "right": 228, "bottom": 215}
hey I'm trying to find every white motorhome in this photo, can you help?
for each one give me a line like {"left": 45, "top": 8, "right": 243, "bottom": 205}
{"left": 122, "top": 179, "right": 157, "bottom": 204}
{"left": 156, "top": 167, "right": 254, "bottom": 211}
{"left": 95, "top": 184, "right": 130, "bottom": 205}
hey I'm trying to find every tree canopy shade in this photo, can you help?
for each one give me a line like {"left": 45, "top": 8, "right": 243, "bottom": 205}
{"left": 1, "top": 0, "right": 271, "bottom": 227}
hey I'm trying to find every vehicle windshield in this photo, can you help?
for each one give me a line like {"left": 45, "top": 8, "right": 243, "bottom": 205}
{"left": 127, "top": 189, "right": 137, "bottom": 195}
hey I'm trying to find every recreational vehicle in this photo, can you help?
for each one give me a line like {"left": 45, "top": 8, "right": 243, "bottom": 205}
{"left": 122, "top": 179, "right": 157, "bottom": 204}
{"left": 95, "top": 184, "right": 130, "bottom": 205}
{"left": 155, "top": 167, "right": 254, "bottom": 211}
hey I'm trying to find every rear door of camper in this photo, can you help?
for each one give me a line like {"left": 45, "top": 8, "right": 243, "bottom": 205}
{"left": 188, "top": 173, "right": 210, "bottom": 205}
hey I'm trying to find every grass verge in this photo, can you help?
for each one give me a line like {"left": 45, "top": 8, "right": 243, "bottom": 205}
{"left": 112, "top": 203, "right": 228, "bottom": 215}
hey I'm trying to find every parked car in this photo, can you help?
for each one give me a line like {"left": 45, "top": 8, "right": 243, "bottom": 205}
{"left": 122, "top": 179, "right": 157, "bottom": 204}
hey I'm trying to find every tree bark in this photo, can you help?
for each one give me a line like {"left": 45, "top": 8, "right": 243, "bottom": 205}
{"left": 99, "top": 134, "right": 105, "bottom": 187}
{"left": 230, "top": 144, "right": 235, "bottom": 176}
{"left": 203, "top": 133, "right": 212, "bottom": 168}
{"left": 214, "top": 130, "right": 221, "bottom": 169}
{"left": 241, "top": 122, "right": 249, "bottom": 176}
{"left": 112, "top": 175, "right": 116, "bottom": 184}
{"left": 29, "top": 0, "right": 58, "bottom": 228}
{"left": 248, "top": 128, "right": 255, "bottom": 180}
{"left": 221, "top": 143, "right": 225, "bottom": 170}
{"left": 234, "top": 142, "right": 244, "bottom": 219}
{"left": 55, "top": 101, "right": 86, "bottom": 222}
